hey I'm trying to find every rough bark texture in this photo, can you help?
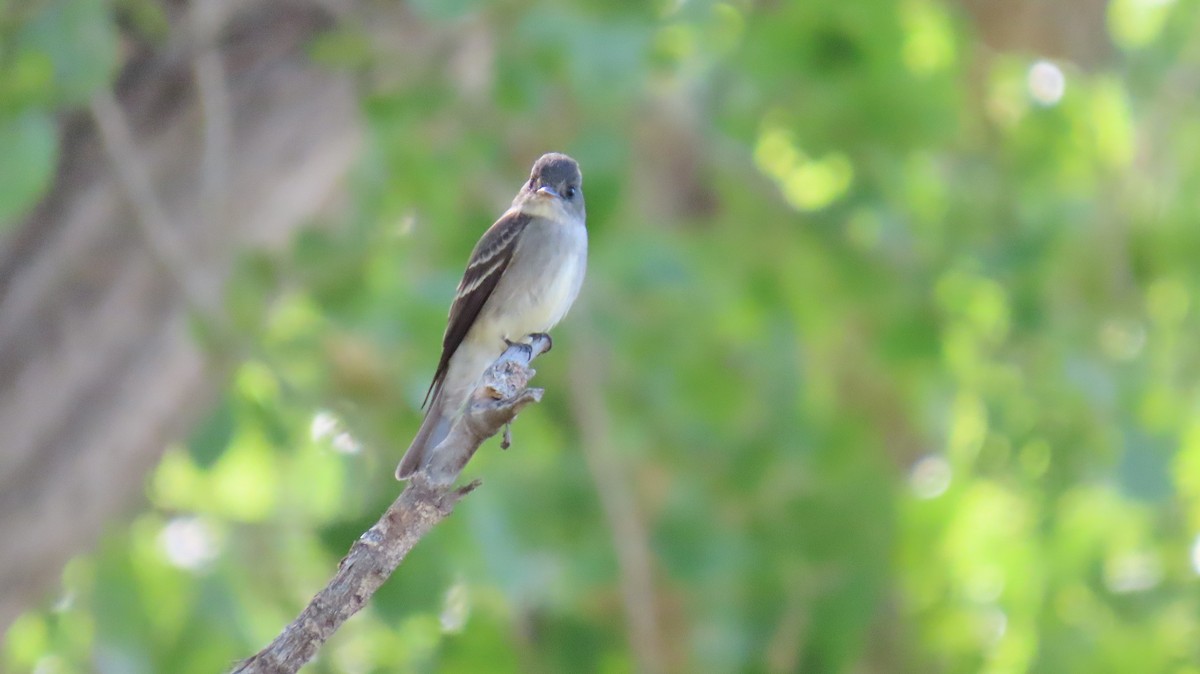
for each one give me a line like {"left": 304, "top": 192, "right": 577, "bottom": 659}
{"left": 0, "top": 1, "right": 360, "bottom": 632}
{"left": 231, "top": 336, "right": 551, "bottom": 674}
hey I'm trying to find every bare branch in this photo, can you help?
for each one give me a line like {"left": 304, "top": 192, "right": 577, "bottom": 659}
{"left": 190, "top": 0, "right": 235, "bottom": 237}
{"left": 424, "top": 333, "right": 550, "bottom": 484}
{"left": 88, "top": 90, "right": 221, "bottom": 319}
{"left": 230, "top": 335, "right": 553, "bottom": 674}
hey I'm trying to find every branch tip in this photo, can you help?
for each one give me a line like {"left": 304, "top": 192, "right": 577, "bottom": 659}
{"left": 457, "top": 479, "right": 483, "bottom": 497}
{"left": 232, "top": 332, "right": 556, "bottom": 673}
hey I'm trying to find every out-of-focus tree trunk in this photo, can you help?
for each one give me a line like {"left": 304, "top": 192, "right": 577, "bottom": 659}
{"left": 958, "top": 0, "right": 1114, "bottom": 67}
{"left": 0, "top": 1, "right": 360, "bottom": 632}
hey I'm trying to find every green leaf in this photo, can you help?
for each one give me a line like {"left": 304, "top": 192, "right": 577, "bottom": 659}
{"left": 16, "top": 0, "right": 119, "bottom": 105}
{"left": 0, "top": 49, "right": 56, "bottom": 113}
{"left": 0, "top": 111, "right": 57, "bottom": 226}
{"left": 187, "top": 398, "right": 236, "bottom": 469}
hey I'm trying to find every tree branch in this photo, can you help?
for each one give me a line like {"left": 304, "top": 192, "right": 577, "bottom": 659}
{"left": 189, "top": 0, "right": 235, "bottom": 242}
{"left": 88, "top": 89, "right": 223, "bottom": 321}
{"left": 230, "top": 334, "right": 553, "bottom": 674}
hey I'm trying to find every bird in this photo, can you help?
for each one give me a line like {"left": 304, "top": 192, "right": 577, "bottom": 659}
{"left": 395, "top": 152, "right": 588, "bottom": 480}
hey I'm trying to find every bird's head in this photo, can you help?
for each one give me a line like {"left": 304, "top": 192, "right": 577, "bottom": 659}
{"left": 517, "top": 152, "right": 585, "bottom": 221}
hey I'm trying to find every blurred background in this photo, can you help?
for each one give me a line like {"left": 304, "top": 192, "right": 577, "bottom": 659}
{"left": 2, "top": 0, "right": 1200, "bottom": 672}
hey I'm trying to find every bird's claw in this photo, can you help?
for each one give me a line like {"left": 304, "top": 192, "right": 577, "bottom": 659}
{"left": 503, "top": 336, "right": 535, "bottom": 359}
{"left": 530, "top": 333, "right": 552, "bottom": 352}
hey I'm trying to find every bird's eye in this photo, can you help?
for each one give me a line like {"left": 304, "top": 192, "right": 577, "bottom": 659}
{"left": 528, "top": 178, "right": 535, "bottom": 189}
{"left": 565, "top": 186, "right": 577, "bottom": 199}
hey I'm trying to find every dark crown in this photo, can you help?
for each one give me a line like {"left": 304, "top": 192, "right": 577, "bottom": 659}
{"left": 531, "top": 152, "right": 581, "bottom": 186}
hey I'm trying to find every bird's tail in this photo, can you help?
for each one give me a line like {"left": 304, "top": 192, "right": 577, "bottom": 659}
{"left": 395, "top": 394, "right": 452, "bottom": 480}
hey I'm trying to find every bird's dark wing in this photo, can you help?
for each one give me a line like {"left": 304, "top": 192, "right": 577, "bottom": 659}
{"left": 423, "top": 210, "right": 532, "bottom": 408}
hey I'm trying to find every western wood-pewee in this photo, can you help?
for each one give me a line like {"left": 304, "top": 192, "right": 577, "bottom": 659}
{"left": 395, "top": 153, "right": 588, "bottom": 479}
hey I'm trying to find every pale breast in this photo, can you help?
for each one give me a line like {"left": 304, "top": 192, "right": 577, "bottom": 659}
{"left": 478, "top": 215, "right": 587, "bottom": 342}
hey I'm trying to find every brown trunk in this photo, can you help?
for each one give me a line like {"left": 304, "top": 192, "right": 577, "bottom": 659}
{"left": 0, "top": 2, "right": 361, "bottom": 631}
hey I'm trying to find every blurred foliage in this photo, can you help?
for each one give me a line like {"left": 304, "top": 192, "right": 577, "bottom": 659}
{"left": 0, "top": 0, "right": 117, "bottom": 224}
{"left": 6, "top": 0, "right": 1200, "bottom": 672}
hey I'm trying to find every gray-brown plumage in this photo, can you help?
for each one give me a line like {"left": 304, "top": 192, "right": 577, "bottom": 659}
{"left": 396, "top": 153, "right": 588, "bottom": 479}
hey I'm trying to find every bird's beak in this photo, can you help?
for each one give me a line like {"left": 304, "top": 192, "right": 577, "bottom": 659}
{"left": 535, "top": 184, "right": 560, "bottom": 199}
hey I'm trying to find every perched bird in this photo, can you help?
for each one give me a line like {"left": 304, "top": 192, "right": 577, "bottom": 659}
{"left": 395, "top": 153, "right": 588, "bottom": 480}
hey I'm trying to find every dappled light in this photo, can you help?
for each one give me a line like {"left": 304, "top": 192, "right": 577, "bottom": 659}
{"left": 3, "top": 0, "right": 1200, "bottom": 672}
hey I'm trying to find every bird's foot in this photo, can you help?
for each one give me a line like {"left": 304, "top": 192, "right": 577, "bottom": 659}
{"left": 503, "top": 336, "right": 535, "bottom": 360}
{"left": 501, "top": 421, "right": 513, "bottom": 450}
{"left": 529, "top": 333, "right": 552, "bottom": 352}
